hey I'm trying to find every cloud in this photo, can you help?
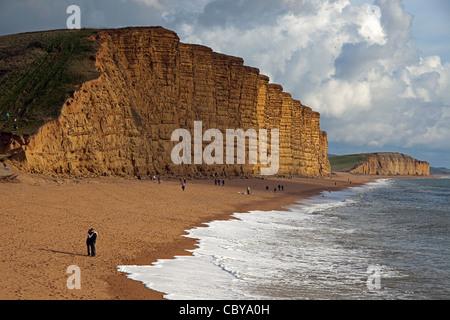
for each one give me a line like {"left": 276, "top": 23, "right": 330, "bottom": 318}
{"left": 131, "top": 0, "right": 164, "bottom": 9}
{"left": 164, "top": 0, "right": 449, "bottom": 161}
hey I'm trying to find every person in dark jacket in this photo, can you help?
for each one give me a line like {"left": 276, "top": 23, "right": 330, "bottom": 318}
{"left": 86, "top": 228, "right": 98, "bottom": 257}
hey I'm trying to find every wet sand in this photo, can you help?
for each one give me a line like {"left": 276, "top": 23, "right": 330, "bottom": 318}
{"left": 0, "top": 168, "right": 373, "bottom": 299}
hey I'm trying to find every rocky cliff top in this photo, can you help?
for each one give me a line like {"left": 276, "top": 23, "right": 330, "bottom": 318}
{"left": 329, "top": 152, "right": 429, "bottom": 176}
{"left": 1, "top": 27, "right": 331, "bottom": 178}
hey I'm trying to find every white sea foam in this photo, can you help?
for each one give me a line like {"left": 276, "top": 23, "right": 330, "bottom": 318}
{"left": 117, "top": 179, "right": 401, "bottom": 300}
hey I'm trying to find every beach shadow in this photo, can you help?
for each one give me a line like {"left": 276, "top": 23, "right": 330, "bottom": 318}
{"left": 40, "top": 248, "right": 86, "bottom": 257}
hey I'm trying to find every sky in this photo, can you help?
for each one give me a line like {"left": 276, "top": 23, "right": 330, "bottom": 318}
{"left": 0, "top": 0, "right": 449, "bottom": 168}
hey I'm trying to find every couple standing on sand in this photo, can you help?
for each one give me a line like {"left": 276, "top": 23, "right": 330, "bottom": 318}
{"left": 86, "top": 228, "right": 98, "bottom": 257}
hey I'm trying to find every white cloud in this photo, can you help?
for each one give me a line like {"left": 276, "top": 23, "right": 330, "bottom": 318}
{"left": 131, "top": 0, "right": 164, "bottom": 9}
{"left": 167, "top": 0, "right": 450, "bottom": 158}
{"left": 358, "top": 4, "right": 386, "bottom": 45}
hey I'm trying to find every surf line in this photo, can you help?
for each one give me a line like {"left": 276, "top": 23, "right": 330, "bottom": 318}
{"left": 171, "top": 121, "right": 279, "bottom": 175}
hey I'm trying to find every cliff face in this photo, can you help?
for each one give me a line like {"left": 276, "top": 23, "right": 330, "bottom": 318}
{"left": 8, "top": 27, "right": 330, "bottom": 177}
{"left": 350, "top": 153, "right": 430, "bottom": 176}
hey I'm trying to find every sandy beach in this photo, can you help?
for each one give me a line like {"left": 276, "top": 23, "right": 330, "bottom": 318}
{"left": 0, "top": 166, "right": 375, "bottom": 300}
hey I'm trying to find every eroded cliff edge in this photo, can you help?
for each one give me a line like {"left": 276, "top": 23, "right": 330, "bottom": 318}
{"left": 350, "top": 153, "right": 430, "bottom": 176}
{"left": 6, "top": 27, "right": 331, "bottom": 178}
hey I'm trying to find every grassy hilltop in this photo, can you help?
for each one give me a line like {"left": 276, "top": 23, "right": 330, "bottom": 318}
{"left": 328, "top": 154, "right": 372, "bottom": 172}
{"left": 0, "top": 29, "right": 100, "bottom": 136}
{"left": 330, "top": 153, "right": 441, "bottom": 176}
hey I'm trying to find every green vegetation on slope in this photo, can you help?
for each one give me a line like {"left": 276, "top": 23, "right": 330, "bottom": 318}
{"left": 0, "top": 29, "right": 100, "bottom": 136}
{"left": 328, "top": 154, "right": 372, "bottom": 172}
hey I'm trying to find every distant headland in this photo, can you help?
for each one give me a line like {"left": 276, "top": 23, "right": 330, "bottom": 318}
{"left": 329, "top": 152, "right": 430, "bottom": 176}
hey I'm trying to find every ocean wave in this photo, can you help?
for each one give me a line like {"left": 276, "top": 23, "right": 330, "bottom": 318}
{"left": 117, "top": 177, "right": 448, "bottom": 300}
{"left": 293, "top": 179, "right": 392, "bottom": 214}
{"left": 212, "top": 255, "right": 243, "bottom": 279}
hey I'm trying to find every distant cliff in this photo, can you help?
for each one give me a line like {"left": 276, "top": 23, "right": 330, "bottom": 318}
{"left": 2, "top": 27, "right": 330, "bottom": 178}
{"left": 349, "top": 153, "right": 429, "bottom": 176}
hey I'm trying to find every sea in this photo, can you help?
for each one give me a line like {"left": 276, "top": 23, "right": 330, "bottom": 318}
{"left": 118, "top": 177, "right": 450, "bottom": 300}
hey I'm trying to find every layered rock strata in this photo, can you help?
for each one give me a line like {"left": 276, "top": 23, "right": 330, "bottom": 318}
{"left": 350, "top": 153, "right": 430, "bottom": 176}
{"left": 9, "top": 27, "right": 330, "bottom": 177}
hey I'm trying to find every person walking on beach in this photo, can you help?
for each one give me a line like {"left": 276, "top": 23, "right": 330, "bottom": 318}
{"left": 182, "top": 183, "right": 185, "bottom": 191}
{"left": 86, "top": 228, "right": 98, "bottom": 257}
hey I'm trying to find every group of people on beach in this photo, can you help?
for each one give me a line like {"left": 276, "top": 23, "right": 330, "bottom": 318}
{"left": 81, "top": 178, "right": 291, "bottom": 257}
{"left": 266, "top": 184, "right": 285, "bottom": 193}
{"left": 139, "top": 174, "right": 192, "bottom": 192}
{"left": 214, "top": 178, "right": 225, "bottom": 186}
{"left": 138, "top": 174, "right": 163, "bottom": 184}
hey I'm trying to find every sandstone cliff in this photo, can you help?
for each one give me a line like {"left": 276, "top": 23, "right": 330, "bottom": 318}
{"left": 6, "top": 27, "right": 330, "bottom": 178}
{"left": 349, "top": 153, "right": 429, "bottom": 176}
